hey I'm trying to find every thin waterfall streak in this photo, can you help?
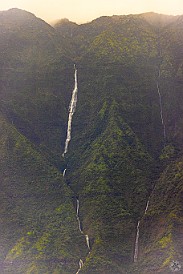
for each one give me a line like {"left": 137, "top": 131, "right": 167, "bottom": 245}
{"left": 61, "top": 65, "right": 87, "bottom": 273}
{"left": 85, "top": 235, "right": 90, "bottom": 250}
{"left": 144, "top": 200, "right": 149, "bottom": 215}
{"left": 134, "top": 221, "right": 140, "bottom": 263}
{"left": 75, "top": 199, "right": 91, "bottom": 273}
{"left": 133, "top": 199, "right": 150, "bottom": 263}
{"left": 76, "top": 199, "right": 80, "bottom": 216}
{"left": 76, "top": 199, "right": 91, "bottom": 253}
{"left": 62, "top": 66, "right": 78, "bottom": 157}
{"left": 61, "top": 65, "right": 84, "bottom": 273}
{"left": 156, "top": 70, "right": 166, "bottom": 140}
{"left": 62, "top": 169, "right": 66, "bottom": 177}
{"left": 157, "top": 83, "right": 164, "bottom": 126}
{"left": 76, "top": 259, "right": 84, "bottom": 274}
{"left": 80, "top": 259, "right": 84, "bottom": 268}
{"left": 76, "top": 199, "right": 84, "bottom": 234}
{"left": 77, "top": 217, "right": 84, "bottom": 234}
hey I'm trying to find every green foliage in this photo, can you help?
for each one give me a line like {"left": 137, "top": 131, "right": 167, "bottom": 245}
{"left": 159, "top": 233, "right": 172, "bottom": 248}
{"left": 160, "top": 145, "right": 175, "bottom": 160}
{"left": 0, "top": 115, "right": 86, "bottom": 273}
{"left": 1, "top": 9, "right": 183, "bottom": 274}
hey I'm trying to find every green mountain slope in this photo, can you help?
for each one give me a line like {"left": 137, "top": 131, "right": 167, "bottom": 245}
{"left": 0, "top": 8, "right": 75, "bottom": 169}
{"left": 0, "top": 114, "right": 88, "bottom": 273}
{"left": 66, "top": 100, "right": 153, "bottom": 273}
{"left": 135, "top": 157, "right": 183, "bottom": 274}
{"left": 0, "top": 8, "right": 64, "bottom": 67}
{"left": 0, "top": 8, "right": 183, "bottom": 273}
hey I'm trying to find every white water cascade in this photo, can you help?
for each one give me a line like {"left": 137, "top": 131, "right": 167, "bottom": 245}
{"left": 144, "top": 199, "right": 149, "bottom": 215}
{"left": 76, "top": 259, "right": 84, "bottom": 274}
{"left": 133, "top": 199, "right": 150, "bottom": 263}
{"left": 76, "top": 199, "right": 84, "bottom": 234}
{"left": 157, "top": 69, "right": 166, "bottom": 141}
{"left": 62, "top": 169, "right": 66, "bottom": 177}
{"left": 61, "top": 65, "right": 90, "bottom": 273}
{"left": 76, "top": 199, "right": 91, "bottom": 250}
{"left": 134, "top": 221, "right": 140, "bottom": 263}
{"left": 61, "top": 65, "right": 83, "bottom": 273}
{"left": 75, "top": 198, "right": 91, "bottom": 273}
{"left": 85, "top": 235, "right": 91, "bottom": 251}
{"left": 62, "top": 64, "right": 78, "bottom": 157}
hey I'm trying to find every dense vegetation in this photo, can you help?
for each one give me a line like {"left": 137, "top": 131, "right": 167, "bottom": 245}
{"left": 0, "top": 9, "right": 182, "bottom": 273}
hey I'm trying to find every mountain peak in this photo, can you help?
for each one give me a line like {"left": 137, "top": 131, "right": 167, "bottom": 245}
{"left": 0, "top": 8, "right": 37, "bottom": 24}
{"left": 2, "top": 7, "right": 35, "bottom": 17}
{"left": 140, "top": 11, "right": 179, "bottom": 26}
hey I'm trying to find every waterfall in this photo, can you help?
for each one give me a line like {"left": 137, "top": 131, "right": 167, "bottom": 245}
{"left": 76, "top": 199, "right": 91, "bottom": 249}
{"left": 76, "top": 199, "right": 80, "bottom": 216}
{"left": 157, "top": 69, "right": 166, "bottom": 141}
{"left": 144, "top": 199, "right": 149, "bottom": 215}
{"left": 75, "top": 198, "right": 91, "bottom": 273}
{"left": 61, "top": 65, "right": 91, "bottom": 273}
{"left": 134, "top": 221, "right": 140, "bottom": 263}
{"left": 62, "top": 169, "right": 66, "bottom": 177}
{"left": 61, "top": 65, "right": 84, "bottom": 273}
{"left": 85, "top": 235, "right": 90, "bottom": 250}
{"left": 133, "top": 199, "right": 150, "bottom": 263}
{"left": 62, "top": 64, "right": 78, "bottom": 157}
{"left": 76, "top": 199, "right": 84, "bottom": 234}
{"left": 76, "top": 259, "right": 84, "bottom": 274}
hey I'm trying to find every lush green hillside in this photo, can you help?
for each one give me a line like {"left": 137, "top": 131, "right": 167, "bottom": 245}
{"left": 0, "top": 114, "right": 87, "bottom": 273}
{"left": 0, "top": 8, "right": 75, "bottom": 169}
{"left": 0, "top": 9, "right": 183, "bottom": 273}
{"left": 134, "top": 157, "right": 183, "bottom": 274}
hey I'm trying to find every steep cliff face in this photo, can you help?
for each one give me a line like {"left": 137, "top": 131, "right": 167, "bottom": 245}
{"left": 135, "top": 158, "right": 183, "bottom": 274}
{"left": 0, "top": 9, "right": 183, "bottom": 273}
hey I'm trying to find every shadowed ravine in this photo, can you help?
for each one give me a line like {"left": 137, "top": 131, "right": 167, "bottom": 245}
{"left": 133, "top": 64, "right": 167, "bottom": 264}
{"left": 157, "top": 68, "right": 166, "bottom": 142}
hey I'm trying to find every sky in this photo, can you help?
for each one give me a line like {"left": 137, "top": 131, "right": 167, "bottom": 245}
{"left": 0, "top": 0, "right": 183, "bottom": 24}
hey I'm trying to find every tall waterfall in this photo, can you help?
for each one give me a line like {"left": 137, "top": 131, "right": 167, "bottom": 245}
{"left": 61, "top": 65, "right": 83, "bottom": 273}
{"left": 157, "top": 69, "right": 166, "bottom": 141}
{"left": 62, "top": 65, "right": 90, "bottom": 273}
{"left": 62, "top": 64, "right": 78, "bottom": 157}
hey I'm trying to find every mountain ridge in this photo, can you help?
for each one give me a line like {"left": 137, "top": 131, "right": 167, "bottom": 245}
{"left": 0, "top": 8, "right": 182, "bottom": 273}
